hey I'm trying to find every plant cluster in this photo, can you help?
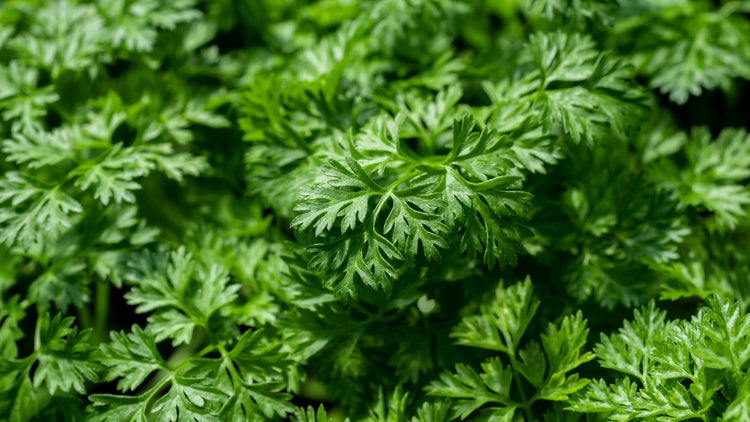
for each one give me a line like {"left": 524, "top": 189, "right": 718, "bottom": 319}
{"left": 1, "top": 0, "right": 750, "bottom": 421}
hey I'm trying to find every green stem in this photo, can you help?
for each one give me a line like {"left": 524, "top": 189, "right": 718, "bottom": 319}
{"left": 91, "top": 280, "right": 110, "bottom": 345}
{"left": 165, "top": 329, "right": 207, "bottom": 369}
{"left": 349, "top": 302, "right": 377, "bottom": 319}
{"left": 508, "top": 353, "right": 534, "bottom": 421}
{"left": 143, "top": 375, "right": 173, "bottom": 414}
{"left": 139, "top": 330, "right": 209, "bottom": 394}
{"left": 385, "top": 169, "right": 422, "bottom": 193}
{"left": 50, "top": 103, "right": 75, "bottom": 123}
{"left": 218, "top": 344, "right": 244, "bottom": 388}
{"left": 78, "top": 302, "right": 92, "bottom": 332}
{"left": 403, "top": 113, "right": 433, "bottom": 155}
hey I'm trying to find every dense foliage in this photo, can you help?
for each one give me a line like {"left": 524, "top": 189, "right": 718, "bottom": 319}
{"left": 1, "top": 0, "right": 750, "bottom": 421}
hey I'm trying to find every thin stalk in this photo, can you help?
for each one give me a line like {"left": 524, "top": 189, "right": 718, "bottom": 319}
{"left": 78, "top": 302, "right": 92, "bottom": 332}
{"left": 508, "top": 353, "right": 534, "bottom": 421}
{"left": 404, "top": 114, "right": 433, "bottom": 155}
{"left": 165, "top": 329, "right": 207, "bottom": 369}
{"left": 91, "top": 280, "right": 110, "bottom": 345}
{"left": 138, "top": 330, "right": 208, "bottom": 394}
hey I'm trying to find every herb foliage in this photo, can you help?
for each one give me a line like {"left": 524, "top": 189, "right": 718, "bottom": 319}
{"left": 1, "top": 0, "right": 750, "bottom": 421}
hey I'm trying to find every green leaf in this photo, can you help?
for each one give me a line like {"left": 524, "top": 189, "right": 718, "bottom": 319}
{"left": 724, "top": 378, "right": 750, "bottom": 421}
{"left": 142, "top": 144, "right": 209, "bottom": 182}
{"left": 0, "top": 373, "right": 46, "bottom": 422}
{"left": 524, "top": 0, "right": 617, "bottom": 23}
{"left": 427, "top": 357, "right": 517, "bottom": 420}
{"left": 485, "top": 31, "right": 647, "bottom": 145}
{"left": 384, "top": 187, "right": 449, "bottom": 261}
{"left": 33, "top": 314, "right": 100, "bottom": 395}
{"left": 411, "top": 401, "right": 451, "bottom": 422}
{"left": 594, "top": 301, "right": 668, "bottom": 381}
{"left": 237, "top": 381, "right": 297, "bottom": 419}
{"left": 2, "top": 126, "right": 76, "bottom": 169}
{"left": 28, "top": 260, "right": 90, "bottom": 312}
{"left": 443, "top": 116, "right": 533, "bottom": 268}
{"left": 8, "top": 1, "right": 110, "bottom": 78}
{"left": 98, "top": 325, "right": 167, "bottom": 392}
{"left": 72, "top": 144, "right": 152, "bottom": 206}
{"left": 96, "top": 0, "right": 202, "bottom": 52}
{"left": 619, "top": 2, "right": 750, "bottom": 104}
{"left": 536, "top": 312, "right": 595, "bottom": 401}
{"left": 0, "top": 172, "right": 82, "bottom": 248}
{"left": 307, "top": 227, "right": 404, "bottom": 300}
{"left": 226, "top": 329, "right": 293, "bottom": 381}
{"left": 150, "top": 376, "right": 225, "bottom": 422}
{"left": 0, "top": 62, "right": 59, "bottom": 129}
{"left": 691, "top": 295, "right": 750, "bottom": 372}
{"left": 293, "top": 157, "right": 380, "bottom": 237}
{"left": 364, "top": 386, "right": 409, "bottom": 422}
{"left": 653, "top": 127, "right": 750, "bottom": 228}
{"left": 0, "top": 296, "right": 25, "bottom": 359}
{"left": 570, "top": 298, "right": 745, "bottom": 420}
{"left": 295, "top": 404, "right": 350, "bottom": 422}
{"left": 452, "top": 278, "right": 539, "bottom": 355}
{"left": 88, "top": 394, "right": 150, "bottom": 422}
{"left": 147, "top": 309, "right": 195, "bottom": 346}
{"left": 125, "top": 247, "right": 241, "bottom": 344}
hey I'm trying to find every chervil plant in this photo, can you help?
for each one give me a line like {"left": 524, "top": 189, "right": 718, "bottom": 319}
{"left": 1, "top": 0, "right": 749, "bottom": 421}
